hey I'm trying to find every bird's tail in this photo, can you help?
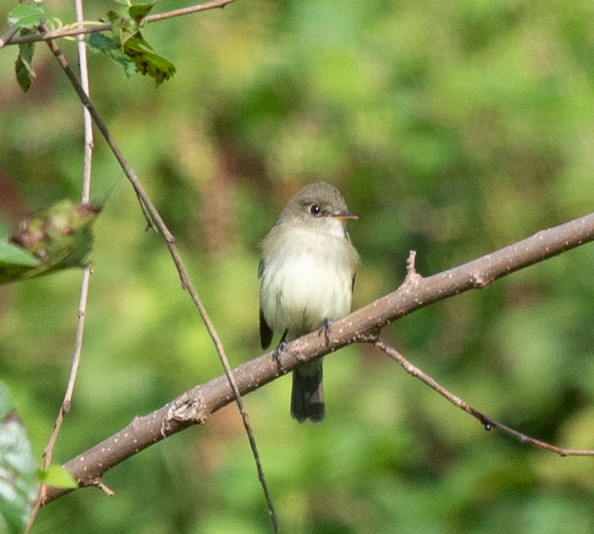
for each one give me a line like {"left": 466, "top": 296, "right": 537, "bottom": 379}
{"left": 291, "top": 359, "right": 325, "bottom": 423}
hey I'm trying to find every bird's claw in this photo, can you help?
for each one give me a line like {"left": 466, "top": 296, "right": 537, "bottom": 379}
{"left": 319, "top": 319, "right": 331, "bottom": 345}
{"left": 272, "top": 340, "right": 286, "bottom": 365}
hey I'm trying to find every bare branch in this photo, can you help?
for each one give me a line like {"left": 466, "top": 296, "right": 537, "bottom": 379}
{"left": 26, "top": 4, "right": 97, "bottom": 530}
{"left": 352, "top": 213, "right": 594, "bottom": 334}
{"left": 41, "top": 2, "right": 95, "bottom": 470}
{"left": 0, "top": 24, "right": 18, "bottom": 48}
{"left": 373, "top": 338, "right": 594, "bottom": 457}
{"left": 0, "top": 0, "right": 240, "bottom": 48}
{"left": 41, "top": 211, "right": 594, "bottom": 504}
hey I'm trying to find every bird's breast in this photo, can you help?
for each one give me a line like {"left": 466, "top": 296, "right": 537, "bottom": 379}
{"left": 259, "top": 230, "right": 355, "bottom": 337}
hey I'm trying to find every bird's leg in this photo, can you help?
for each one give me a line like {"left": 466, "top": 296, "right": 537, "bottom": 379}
{"left": 273, "top": 330, "right": 288, "bottom": 365}
{"left": 318, "top": 319, "right": 331, "bottom": 345}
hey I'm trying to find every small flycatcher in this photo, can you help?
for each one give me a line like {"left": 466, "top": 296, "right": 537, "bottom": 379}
{"left": 258, "top": 182, "right": 359, "bottom": 422}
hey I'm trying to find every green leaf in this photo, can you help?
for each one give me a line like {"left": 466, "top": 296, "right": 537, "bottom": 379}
{"left": 0, "top": 200, "right": 101, "bottom": 285}
{"left": 0, "top": 241, "right": 40, "bottom": 268}
{"left": 0, "top": 382, "right": 37, "bottom": 534}
{"left": 124, "top": 34, "right": 176, "bottom": 85}
{"left": 94, "top": 1, "right": 173, "bottom": 84}
{"left": 129, "top": 3, "right": 155, "bottom": 23}
{"left": 106, "top": 8, "right": 136, "bottom": 44}
{"left": 37, "top": 465, "right": 78, "bottom": 490}
{"left": 15, "top": 40, "right": 35, "bottom": 92}
{"left": 7, "top": 3, "right": 45, "bottom": 29}
{"left": 0, "top": 242, "right": 41, "bottom": 285}
{"left": 108, "top": 0, "right": 155, "bottom": 21}
{"left": 106, "top": 2, "right": 156, "bottom": 45}
{"left": 88, "top": 32, "right": 136, "bottom": 77}
{"left": 105, "top": 8, "right": 123, "bottom": 23}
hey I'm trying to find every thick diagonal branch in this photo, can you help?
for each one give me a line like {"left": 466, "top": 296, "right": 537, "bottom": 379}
{"left": 42, "top": 211, "right": 594, "bottom": 504}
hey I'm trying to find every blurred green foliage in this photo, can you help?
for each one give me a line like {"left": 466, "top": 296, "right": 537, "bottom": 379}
{"left": 1, "top": 0, "right": 594, "bottom": 532}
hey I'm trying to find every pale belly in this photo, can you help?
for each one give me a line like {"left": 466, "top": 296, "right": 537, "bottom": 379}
{"left": 260, "top": 251, "right": 353, "bottom": 338}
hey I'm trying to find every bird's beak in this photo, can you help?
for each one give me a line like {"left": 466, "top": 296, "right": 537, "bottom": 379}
{"left": 331, "top": 210, "right": 358, "bottom": 221}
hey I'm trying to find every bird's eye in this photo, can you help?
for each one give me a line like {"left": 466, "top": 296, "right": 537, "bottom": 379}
{"left": 310, "top": 204, "right": 322, "bottom": 216}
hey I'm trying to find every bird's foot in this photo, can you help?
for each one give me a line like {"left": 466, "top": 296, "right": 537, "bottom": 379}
{"left": 272, "top": 341, "right": 286, "bottom": 365}
{"left": 318, "top": 319, "right": 332, "bottom": 346}
{"left": 272, "top": 330, "right": 289, "bottom": 366}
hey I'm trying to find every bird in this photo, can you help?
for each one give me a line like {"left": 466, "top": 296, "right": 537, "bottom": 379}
{"left": 258, "top": 182, "right": 359, "bottom": 422}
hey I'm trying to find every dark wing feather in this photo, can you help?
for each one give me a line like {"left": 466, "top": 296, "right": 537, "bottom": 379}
{"left": 259, "top": 308, "right": 273, "bottom": 349}
{"left": 258, "top": 258, "right": 273, "bottom": 348}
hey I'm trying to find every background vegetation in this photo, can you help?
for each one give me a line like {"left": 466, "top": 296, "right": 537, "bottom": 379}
{"left": 1, "top": 0, "right": 594, "bottom": 531}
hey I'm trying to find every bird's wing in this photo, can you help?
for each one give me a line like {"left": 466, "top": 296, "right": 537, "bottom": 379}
{"left": 259, "top": 308, "right": 274, "bottom": 349}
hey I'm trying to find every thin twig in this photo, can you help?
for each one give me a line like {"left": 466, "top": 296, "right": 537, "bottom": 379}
{"left": 0, "top": 24, "right": 18, "bottom": 48}
{"left": 0, "top": 0, "right": 239, "bottom": 48}
{"left": 26, "top": 4, "right": 96, "bottom": 531}
{"left": 76, "top": 0, "right": 94, "bottom": 206}
{"left": 42, "top": 29, "right": 278, "bottom": 532}
{"left": 373, "top": 338, "right": 594, "bottom": 457}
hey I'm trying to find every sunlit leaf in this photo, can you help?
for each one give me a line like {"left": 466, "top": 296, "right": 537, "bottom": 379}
{"left": 7, "top": 4, "right": 45, "bottom": 29}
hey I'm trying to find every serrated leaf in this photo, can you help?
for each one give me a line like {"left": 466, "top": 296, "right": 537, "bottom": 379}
{"left": 0, "top": 200, "right": 101, "bottom": 285}
{"left": 0, "top": 382, "right": 37, "bottom": 534}
{"left": 7, "top": 3, "right": 45, "bottom": 29}
{"left": 37, "top": 465, "right": 78, "bottom": 490}
{"left": 124, "top": 35, "right": 176, "bottom": 85}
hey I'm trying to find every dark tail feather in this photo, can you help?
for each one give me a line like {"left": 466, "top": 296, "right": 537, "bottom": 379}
{"left": 290, "top": 360, "right": 325, "bottom": 423}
